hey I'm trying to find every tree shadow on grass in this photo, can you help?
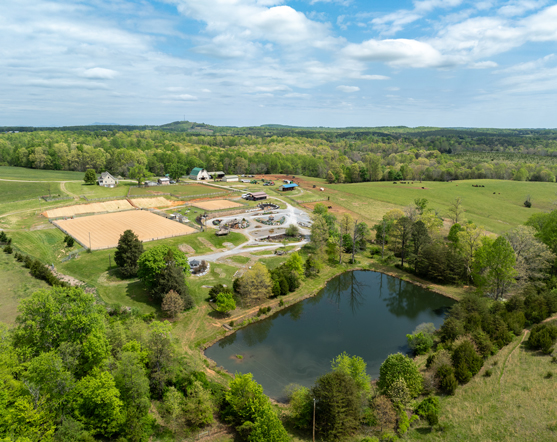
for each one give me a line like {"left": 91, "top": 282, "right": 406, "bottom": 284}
{"left": 123, "top": 280, "right": 160, "bottom": 313}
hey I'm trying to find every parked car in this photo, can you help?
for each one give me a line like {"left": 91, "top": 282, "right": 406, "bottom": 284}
{"left": 169, "top": 180, "right": 176, "bottom": 184}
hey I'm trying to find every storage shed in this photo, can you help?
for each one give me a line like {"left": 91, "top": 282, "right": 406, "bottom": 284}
{"left": 279, "top": 183, "right": 298, "bottom": 191}
{"left": 222, "top": 175, "right": 239, "bottom": 182}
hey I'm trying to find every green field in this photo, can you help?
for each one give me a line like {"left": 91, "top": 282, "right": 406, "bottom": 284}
{"left": 0, "top": 252, "right": 49, "bottom": 324}
{"left": 56, "top": 231, "right": 247, "bottom": 309}
{"left": 65, "top": 182, "right": 132, "bottom": 199}
{"left": 129, "top": 183, "right": 225, "bottom": 198}
{"left": 408, "top": 333, "right": 557, "bottom": 441}
{"left": 0, "top": 181, "right": 63, "bottom": 203}
{"left": 325, "top": 179, "right": 557, "bottom": 233}
{"left": 0, "top": 166, "right": 85, "bottom": 181}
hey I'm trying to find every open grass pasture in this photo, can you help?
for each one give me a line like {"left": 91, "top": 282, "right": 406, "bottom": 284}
{"left": 408, "top": 333, "right": 557, "bottom": 442}
{"left": 10, "top": 228, "right": 69, "bottom": 263}
{"left": 0, "top": 252, "right": 49, "bottom": 324}
{"left": 0, "top": 166, "right": 85, "bottom": 181}
{"left": 325, "top": 179, "right": 557, "bottom": 233}
{"left": 129, "top": 183, "right": 225, "bottom": 198}
{"left": 0, "top": 180, "right": 63, "bottom": 203}
{"left": 64, "top": 181, "right": 132, "bottom": 199}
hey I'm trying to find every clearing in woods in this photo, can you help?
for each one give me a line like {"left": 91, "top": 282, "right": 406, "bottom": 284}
{"left": 54, "top": 210, "right": 196, "bottom": 250}
{"left": 191, "top": 199, "right": 244, "bottom": 210}
{"left": 44, "top": 199, "right": 134, "bottom": 218}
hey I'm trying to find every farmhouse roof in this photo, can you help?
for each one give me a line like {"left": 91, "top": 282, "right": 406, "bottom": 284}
{"left": 282, "top": 183, "right": 298, "bottom": 189}
{"left": 100, "top": 172, "right": 115, "bottom": 180}
{"left": 190, "top": 167, "right": 204, "bottom": 175}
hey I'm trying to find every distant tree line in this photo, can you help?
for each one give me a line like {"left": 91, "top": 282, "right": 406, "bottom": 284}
{"left": 1, "top": 128, "right": 557, "bottom": 183}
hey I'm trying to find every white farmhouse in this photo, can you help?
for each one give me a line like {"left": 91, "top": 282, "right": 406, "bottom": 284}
{"left": 97, "top": 172, "right": 118, "bottom": 188}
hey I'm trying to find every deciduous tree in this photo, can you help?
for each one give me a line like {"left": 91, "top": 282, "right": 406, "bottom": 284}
{"left": 237, "top": 263, "right": 273, "bottom": 302}
{"left": 83, "top": 169, "right": 96, "bottom": 185}
{"left": 162, "top": 290, "right": 185, "bottom": 318}
{"left": 472, "top": 236, "right": 517, "bottom": 300}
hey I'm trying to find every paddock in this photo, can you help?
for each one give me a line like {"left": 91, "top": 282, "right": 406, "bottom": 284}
{"left": 191, "top": 199, "right": 244, "bottom": 211}
{"left": 54, "top": 210, "right": 196, "bottom": 250}
{"left": 44, "top": 200, "right": 133, "bottom": 218}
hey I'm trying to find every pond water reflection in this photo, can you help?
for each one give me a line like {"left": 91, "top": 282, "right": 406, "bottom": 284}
{"left": 205, "top": 271, "right": 455, "bottom": 399}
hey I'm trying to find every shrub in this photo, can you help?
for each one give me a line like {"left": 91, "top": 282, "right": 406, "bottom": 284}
{"left": 378, "top": 353, "right": 422, "bottom": 398}
{"left": 369, "top": 245, "right": 381, "bottom": 256}
{"left": 414, "top": 396, "right": 440, "bottom": 426}
{"left": 439, "top": 317, "right": 464, "bottom": 343}
{"left": 436, "top": 364, "right": 457, "bottom": 395}
{"left": 528, "top": 323, "right": 557, "bottom": 354}
{"left": 471, "top": 330, "right": 495, "bottom": 357}
{"left": 451, "top": 341, "right": 483, "bottom": 383}
{"left": 3, "top": 245, "right": 13, "bottom": 254}
{"left": 407, "top": 330, "right": 434, "bottom": 355}
{"left": 484, "top": 369, "right": 493, "bottom": 377}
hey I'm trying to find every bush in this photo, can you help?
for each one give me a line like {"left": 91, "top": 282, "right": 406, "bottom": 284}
{"left": 439, "top": 317, "right": 465, "bottom": 343}
{"left": 436, "top": 364, "right": 457, "bottom": 395}
{"left": 451, "top": 341, "right": 483, "bottom": 384}
{"left": 378, "top": 353, "right": 422, "bottom": 398}
{"left": 3, "top": 245, "right": 13, "bottom": 254}
{"left": 414, "top": 396, "right": 440, "bottom": 426}
{"left": 406, "top": 323, "right": 435, "bottom": 355}
{"left": 528, "top": 323, "right": 557, "bottom": 354}
{"left": 369, "top": 245, "right": 381, "bottom": 256}
{"left": 471, "top": 330, "right": 495, "bottom": 357}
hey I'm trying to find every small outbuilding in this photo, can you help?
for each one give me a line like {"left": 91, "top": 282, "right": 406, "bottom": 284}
{"left": 208, "top": 171, "right": 225, "bottom": 179}
{"left": 97, "top": 172, "right": 118, "bottom": 187}
{"left": 248, "top": 191, "right": 268, "bottom": 201}
{"left": 189, "top": 167, "right": 211, "bottom": 181}
{"left": 158, "top": 177, "right": 170, "bottom": 185}
{"left": 222, "top": 175, "right": 239, "bottom": 182}
{"left": 279, "top": 183, "right": 298, "bottom": 191}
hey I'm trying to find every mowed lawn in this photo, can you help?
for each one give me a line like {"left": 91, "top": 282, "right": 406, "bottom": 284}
{"left": 65, "top": 182, "right": 132, "bottom": 199}
{"left": 0, "top": 166, "right": 85, "bottom": 181}
{"left": 325, "top": 180, "right": 557, "bottom": 233}
{"left": 0, "top": 181, "right": 63, "bottom": 203}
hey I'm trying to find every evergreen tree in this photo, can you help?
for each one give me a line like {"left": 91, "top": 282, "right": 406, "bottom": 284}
{"left": 311, "top": 371, "right": 361, "bottom": 441}
{"left": 114, "top": 230, "right": 144, "bottom": 277}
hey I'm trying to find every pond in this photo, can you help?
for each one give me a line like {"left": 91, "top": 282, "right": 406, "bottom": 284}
{"left": 205, "top": 270, "right": 455, "bottom": 399}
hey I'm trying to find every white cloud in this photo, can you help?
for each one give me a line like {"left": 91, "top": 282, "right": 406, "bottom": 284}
{"left": 81, "top": 67, "right": 118, "bottom": 79}
{"left": 284, "top": 92, "right": 310, "bottom": 98}
{"left": 498, "top": 0, "right": 548, "bottom": 17}
{"left": 176, "top": 94, "right": 198, "bottom": 100}
{"left": 468, "top": 61, "right": 498, "bottom": 69}
{"left": 337, "top": 85, "right": 360, "bottom": 93}
{"left": 496, "top": 54, "right": 554, "bottom": 73}
{"left": 342, "top": 39, "right": 449, "bottom": 68}
{"left": 371, "top": 0, "right": 464, "bottom": 35}
{"left": 168, "top": 0, "right": 338, "bottom": 53}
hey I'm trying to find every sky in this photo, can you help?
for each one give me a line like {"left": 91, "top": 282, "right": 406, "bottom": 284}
{"left": 2, "top": 0, "right": 557, "bottom": 128}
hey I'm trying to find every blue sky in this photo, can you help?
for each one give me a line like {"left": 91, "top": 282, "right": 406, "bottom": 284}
{"left": 2, "top": 0, "right": 557, "bottom": 127}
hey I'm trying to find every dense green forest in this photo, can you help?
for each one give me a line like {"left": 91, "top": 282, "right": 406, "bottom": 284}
{"left": 2, "top": 123, "right": 557, "bottom": 183}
